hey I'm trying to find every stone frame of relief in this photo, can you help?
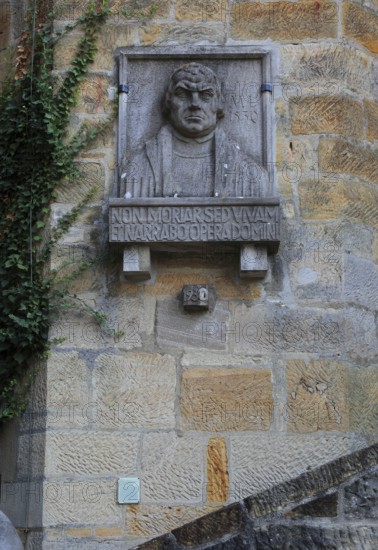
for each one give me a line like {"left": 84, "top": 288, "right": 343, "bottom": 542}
{"left": 109, "top": 46, "right": 279, "bottom": 280}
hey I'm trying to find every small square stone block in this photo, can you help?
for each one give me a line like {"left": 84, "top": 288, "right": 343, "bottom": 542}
{"left": 182, "top": 284, "right": 210, "bottom": 311}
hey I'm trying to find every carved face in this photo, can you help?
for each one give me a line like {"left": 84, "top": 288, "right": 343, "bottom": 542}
{"left": 169, "top": 79, "right": 219, "bottom": 138}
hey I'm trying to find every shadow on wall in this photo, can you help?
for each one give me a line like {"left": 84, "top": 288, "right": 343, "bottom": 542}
{"left": 0, "top": 511, "right": 23, "bottom": 550}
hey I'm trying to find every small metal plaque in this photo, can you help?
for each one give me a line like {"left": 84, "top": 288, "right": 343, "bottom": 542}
{"left": 182, "top": 284, "right": 210, "bottom": 311}
{"left": 118, "top": 477, "right": 140, "bottom": 504}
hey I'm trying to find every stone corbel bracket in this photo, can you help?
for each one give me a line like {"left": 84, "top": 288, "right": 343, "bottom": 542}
{"left": 109, "top": 197, "right": 280, "bottom": 280}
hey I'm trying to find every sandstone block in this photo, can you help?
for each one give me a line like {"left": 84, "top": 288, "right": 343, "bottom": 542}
{"left": 94, "top": 527, "right": 123, "bottom": 537}
{"left": 56, "top": 162, "right": 104, "bottom": 203}
{"left": 141, "top": 432, "right": 203, "bottom": 503}
{"left": 286, "top": 360, "right": 349, "bottom": 432}
{"left": 349, "top": 366, "right": 378, "bottom": 435}
{"left": 319, "top": 137, "right": 378, "bottom": 184}
{"left": 344, "top": 255, "right": 378, "bottom": 311}
{"left": 299, "top": 177, "right": 378, "bottom": 229}
{"left": 176, "top": 0, "right": 227, "bottom": 21}
{"left": 139, "top": 23, "right": 226, "bottom": 45}
{"left": 230, "top": 434, "right": 366, "bottom": 497}
{"left": 66, "top": 528, "right": 92, "bottom": 538}
{"left": 74, "top": 75, "right": 114, "bottom": 115}
{"left": 232, "top": 303, "right": 345, "bottom": 355}
{"left": 207, "top": 437, "right": 229, "bottom": 503}
{"left": 126, "top": 504, "right": 215, "bottom": 538}
{"left": 231, "top": 1, "right": 338, "bottom": 41}
{"left": 45, "top": 431, "right": 139, "bottom": 475}
{"left": 343, "top": 1, "right": 378, "bottom": 53}
{"left": 283, "top": 221, "right": 343, "bottom": 304}
{"left": 280, "top": 44, "right": 373, "bottom": 96}
{"left": 156, "top": 298, "right": 230, "bottom": 351}
{"left": 181, "top": 351, "right": 268, "bottom": 368}
{"left": 46, "top": 352, "right": 89, "bottom": 428}
{"left": 180, "top": 368, "right": 273, "bottom": 431}
{"left": 49, "top": 295, "right": 144, "bottom": 352}
{"left": 110, "top": 0, "right": 169, "bottom": 20}
{"left": 366, "top": 100, "right": 378, "bottom": 141}
{"left": 291, "top": 96, "right": 363, "bottom": 137}
{"left": 53, "top": 31, "right": 83, "bottom": 70}
{"left": 93, "top": 25, "right": 135, "bottom": 70}
{"left": 93, "top": 353, "right": 176, "bottom": 429}
{"left": 43, "top": 479, "right": 122, "bottom": 526}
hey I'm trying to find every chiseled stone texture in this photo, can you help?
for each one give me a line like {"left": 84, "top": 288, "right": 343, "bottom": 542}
{"left": 286, "top": 360, "right": 349, "bottom": 432}
{"left": 139, "top": 23, "right": 226, "bottom": 45}
{"left": 46, "top": 352, "right": 89, "bottom": 428}
{"left": 291, "top": 96, "right": 363, "bottom": 137}
{"left": 44, "top": 431, "right": 139, "bottom": 475}
{"left": 231, "top": 1, "right": 338, "bottom": 41}
{"left": 366, "top": 100, "right": 378, "bottom": 140}
{"left": 175, "top": 0, "right": 227, "bottom": 21}
{"left": 283, "top": 221, "right": 343, "bottom": 303}
{"left": 230, "top": 434, "right": 366, "bottom": 497}
{"left": 141, "top": 432, "right": 203, "bottom": 504}
{"left": 349, "top": 366, "right": 378, "bottom": 435}
{"left": 156, "top": 298, "right": 230, "bottom": 351}
{"left": 232, "top": 303, "right": 345, "bottom": 355}
{"left": 319, "top": 137, "right": 378, "bottom": 184}
{"left": 126, "top": 504, "right": 216, "bottom": 538}
{"left": 50, "top": 296, "right": 144, "bottom": 351}
{"left": 206, "top": 438, "right": 229, "bottom": 503}
{"left": 43, "top": 479, "right": 122, "bottom": 526}
{"left": 92, "top": 353, "right": 176, "bottom": 429}
{"left": 280, "top": 44, "right": 374, "bottom": 96}
{"left": 343, "top": 1, "right": 378, "bottom": 53}
{"left": 299, "top": 177, "right": 378, "bottom": 229}
{"left": 344, "top": 255, "right": 378, "bottom": 310}
{"left": 180, "top": 368, "right": 273, "bottom": 431}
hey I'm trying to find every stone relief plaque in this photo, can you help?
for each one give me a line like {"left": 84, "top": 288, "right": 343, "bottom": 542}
{"left": 109, "top": 47, "right": 280, "bottom": 278}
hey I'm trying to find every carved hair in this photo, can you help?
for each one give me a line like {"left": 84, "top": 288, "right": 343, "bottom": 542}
{"left": 164, "top": 62, "right": 224, "bottom": 119}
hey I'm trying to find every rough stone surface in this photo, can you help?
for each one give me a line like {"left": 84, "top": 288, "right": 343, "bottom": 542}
{"left": 156, "top": 298, "right": 230, "bottom": 351}
{"left": 175, "top": 0, "right": 227, "bottom": 22}
{"left": 284, "top": 492, "right": 338, "bottom": 518}
{"left": 319, "top": 137, "right": 378, "bottom": 184}
{"left": 299, "top": 177, "right": 378, "bottom": 228}
{"left": 366, "top": 99, "right": 378, "bottom": 140}
{"left": 180, "top": 368, "right": 273, "bottom": 431}
{"left": 206, "top": 438, "right": 229, "bottom": 503}
{"left": 232, "top": 303, "right": 345, "bottom": 354}
{"left": 349, "top": 366, "right": 378, "bottom": 435}
{"left": 231, "top": 1, "right": 338, "bottom": 41}
{"left": 280, "top": 44, "right": 374, "bottom": 96}
{"left": 93, "top": 353, "right": 176, "bottom": 429}
{"left": 141, "top": 432, "right": 204, "bottom": 503}
{"left": 344, "top": 255, "right": 378, "bottom": 310}
{"left": 126, "top": 504, "right": 216, "bottom": 538}
{"left": 45, "top": 431, "right": 139, "bottom": 475}
{"left": 286, "top": 360, "right": 349, "bottom": 432}
{"left": 43, "top": 479, "right": 122, "bottom": 526}
{"left": 230, "top": 434, "right": 365, "bottom": 497}
{"left": 344, "top": 470, "right": 378, "bottom": 519}
{"left": 343, "top": 1, "right": 378, "bottom": 53}
{"left": 45, "top": 352, "right": 89, "bottom": 428}
{"left": 291, "top": 96, "right": 363, "bottom": 137}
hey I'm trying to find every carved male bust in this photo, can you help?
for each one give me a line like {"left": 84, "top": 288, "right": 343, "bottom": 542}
{"left": 124, "top": 62, "right": 269, "bottom": 199}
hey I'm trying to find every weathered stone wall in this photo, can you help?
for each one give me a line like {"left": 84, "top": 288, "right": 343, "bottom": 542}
{"left": 1, "top": 1, "right": 377, "bottom": 549}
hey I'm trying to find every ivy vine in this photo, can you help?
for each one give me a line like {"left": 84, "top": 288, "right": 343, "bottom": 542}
{"left": 0, "top": 1, "right": 111, "bottom": 422}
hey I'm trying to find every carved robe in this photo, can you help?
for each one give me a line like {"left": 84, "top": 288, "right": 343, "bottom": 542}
{"left": 124, "top": 125, "right": 268, "bottom": 198}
